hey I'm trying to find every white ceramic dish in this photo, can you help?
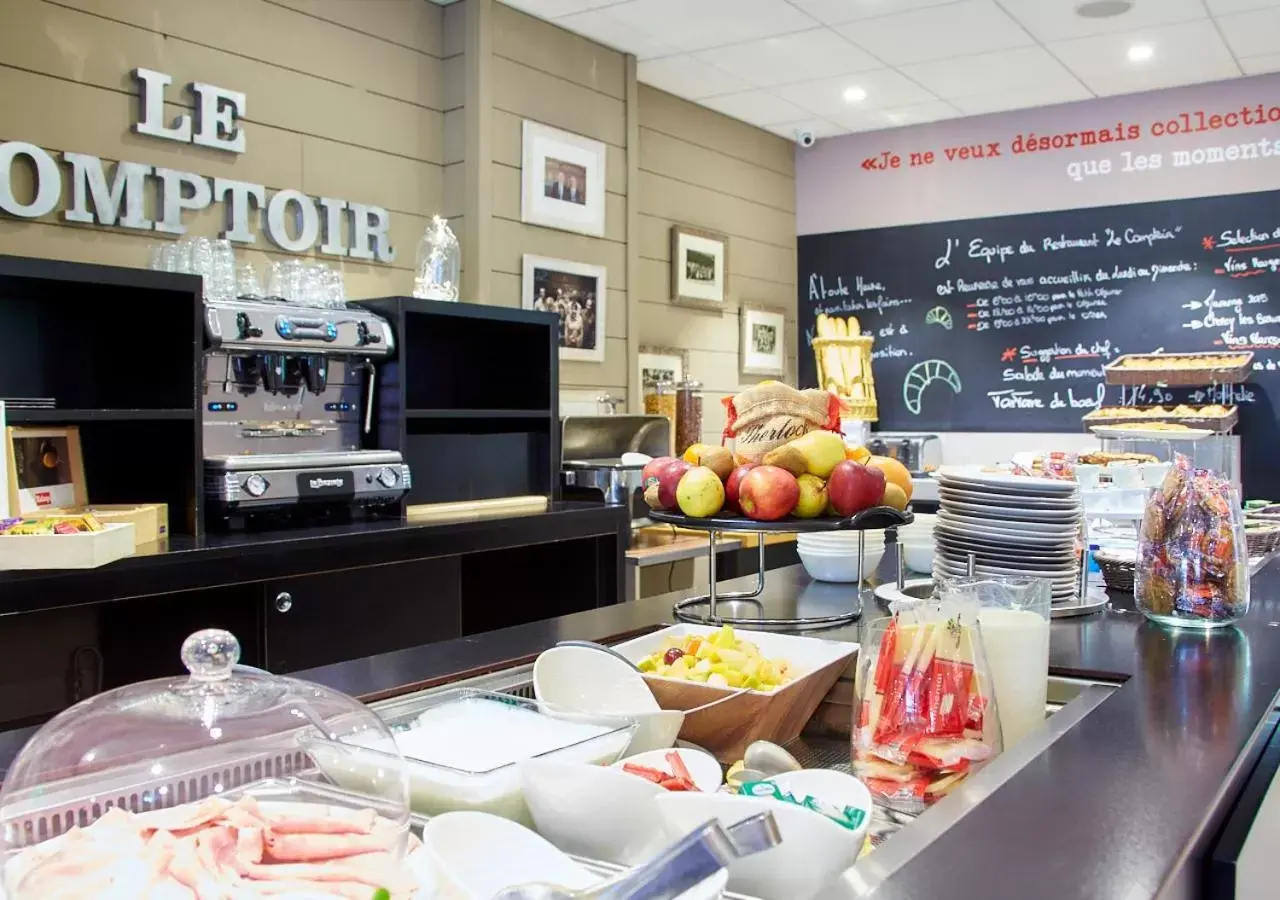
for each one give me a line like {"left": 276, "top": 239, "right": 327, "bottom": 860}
{"left": 798, "top": 545, "right": 885, "bottom": 582}
{"left": 522, "top": 748, "right": 720, "bottom": 866}
{"left": 534, "top": 646, "right": 685, "bottom": 754}
{"left": 939, "top": 500, "right": 1082, "bottom": 523}
{"left": 936, "top": 486, "right": 1080, "bottom": 508}
{"left": 936, "top": 466, "right": 1079, "bottom": 493}
{"left": 654, "top": 778, "right": 868, "bottom": 900}
{"left": 425, "top": 810, "right": 727, "bottom": 900}
{"left": 938, "top": 511, "right": 1079, "bottom": 536}
{"left": 901, "top": 541, "right": 934, "bottom": 573}
{"left": 934, "top": 522, "right": 1075, "bottom": 548}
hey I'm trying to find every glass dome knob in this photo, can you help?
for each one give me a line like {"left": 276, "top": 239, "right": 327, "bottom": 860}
{"left": 181, "top": 629, "right": 241, "bottom": 681}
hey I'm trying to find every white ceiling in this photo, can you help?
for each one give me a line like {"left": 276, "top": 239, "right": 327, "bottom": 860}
{"left": 484, "top": 0, "right": 1280, "bottom": 139}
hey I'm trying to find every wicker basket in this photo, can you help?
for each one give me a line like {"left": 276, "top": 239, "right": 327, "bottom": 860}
{"left": 1104, "top": 352, "right": 1253, "bottom": 386}
{"left": 1245, "top": 522, "right": 1280, "bottom": 557}
{"left": 812, "top": 334, "right": 878, "bottom": 421}
{"left": 1093, "top": 548, "right": 1136, "bottom": 594}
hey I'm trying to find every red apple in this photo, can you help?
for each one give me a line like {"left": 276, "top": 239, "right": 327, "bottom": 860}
{"left": 642, "top": 456, "right": 677, "bottom": 489}
{"left": 738, "top": 465, "right": 801, "bottom": 521}
{"left": 724, "top": 462, "right": 759, "bottom": 514}
{"left": 644, "top": 459, "right": 691, "bottom": 510}
{"left": 827, "top": 460, "right": 886, "bottom": 517}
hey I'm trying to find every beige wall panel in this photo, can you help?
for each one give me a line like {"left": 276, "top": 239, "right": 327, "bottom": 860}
{"left": 634, "top": 214, "right": 796, "bottom": 287}
{"left": 301, "top": 137, "right": 442, "bottom": 218}
{"left": 443, "top": 164, "right": 467, "bottom": 219}
{"left": 639, "top": 128, "right": 795, "bottom": 214}
{"left": 490, "top": 272, "right": 626, "bottom": 339}
{"left": 443, "top": 110, "right": 466, "bottom": 165}
{"left": 442, "top": 55, "right": 467, "bottom": 112}
{"left": 687, "top": 349, "right": 798, "bottom": 395}
{"left": 493, "top": 4, "right": 626, "bottom": 101}
{"left": 0, "top": 2, "right": 443, "bottom": 164}
{"left": 492, "top": 110, "right": 627, "bottom": 196}
{"left": 0, "top": 71, "right": 304, "bottom": 191}
{"left": 490, "top": 164, "right": 626, "bottom": 245}
{"left": 634, "top": 259, "right": 795, "bottom": 312}
{"left": 266, "top": 0, "right": 443, "bottom": 56}
{"left": 490, "top": 219, "right": 626, "bottom": 280}
{"left": 635, "top": 300, "right": 738, "bottom": 353}
{"left": 491, "top": 57, "right": 626, "bottom": 149}
{"left": 560, "top": 337, "right": 628, "bottom": 388}
{"left": 637, "top": 171, "right": 794, "bottom": 250}
{"left": 52, "top": 0, "right": 444, "bottom": 110}
{"left": 443, "top": 3, "right": 466, "bottom": 57}
{"left": 638, "top": 85, "right": 794, "bottom": 177}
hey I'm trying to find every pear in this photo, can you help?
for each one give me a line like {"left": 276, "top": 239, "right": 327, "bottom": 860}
{"left": 789, "top": 429, "right": 848, "bottom": 478}
{"left": 762, "top": 443, "right": 808, "bottom": 477}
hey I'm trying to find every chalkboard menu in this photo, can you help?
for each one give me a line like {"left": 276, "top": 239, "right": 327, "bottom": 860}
{"left": 798, "top": 190, "right": 1280, "bottom": 497}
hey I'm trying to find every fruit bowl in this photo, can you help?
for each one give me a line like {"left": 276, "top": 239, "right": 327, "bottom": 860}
{"left": 646, "top": 505, "right": 912, "bottom": 533}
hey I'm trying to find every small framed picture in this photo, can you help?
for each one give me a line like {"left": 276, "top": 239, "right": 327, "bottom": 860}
{"left": 6, "top": 426, "right": 87, "bottom": 514}
{"left": 671, "top": 225, "right": 728, "bottom": 310}
{"left": 741, "top": 306, "right": 787, "bottom": 377}
{"left": 522, "top": 120, "right": 607, "bottom": 237}
{"left": 638, "top": 347, "right": 687, "bottom": 389}
{"left": 523, "top": 254, "right": 607, "bottom": 363}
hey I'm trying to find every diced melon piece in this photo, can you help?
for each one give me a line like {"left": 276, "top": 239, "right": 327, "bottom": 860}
{"left": 693, "top": 658, "right": 712, "bottom": 674}
{"left": 638, "top": 658, "right": 657, "bottom": 673}
{"left": 707, "top": 673, "right": 729, "bottom": 688}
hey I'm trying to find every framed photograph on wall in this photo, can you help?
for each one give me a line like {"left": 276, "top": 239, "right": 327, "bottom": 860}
{"left": 6, "top": 425, "right": 87, "bottom": 514}
{"left": 741, "top": 306, "right": 787, "bottom": 377}
{"left": 671, "top": 225, "right": 728, "bottom": 311}
{"left": 523, "top": 254, "right": 607, "bottom": 363}
{"left": 638, "top": 347, "right": 687, "bottom": 389}
{"left": 521, "top": 120, "right": 607, "bottom": 237}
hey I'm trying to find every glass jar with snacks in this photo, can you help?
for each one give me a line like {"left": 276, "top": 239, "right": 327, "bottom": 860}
{"left": 644, "top": 379, "right": 677, "bottom": 453}
{"left": 852, "top": 604, "right": 1002, "bottom": 814}
{"left": 675, "top": 379, "right": 703, "bottom": 457}
{"left": 0, "top": 629, "right": 416, "bottom": 899}
{"left": 1136, "top": 455, "right": 1249, "bottom": 628}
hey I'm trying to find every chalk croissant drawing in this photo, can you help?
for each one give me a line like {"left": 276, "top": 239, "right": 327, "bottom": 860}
{"left": 924, "top": 307, "right": 953, "bottom": 330}
{"left": 903, "top": 360, "right": 962, "bottom": 415}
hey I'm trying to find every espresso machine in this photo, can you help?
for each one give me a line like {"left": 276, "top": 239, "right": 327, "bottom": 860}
{"left": 202, "top": 297, "right": 411, "bottom": 524}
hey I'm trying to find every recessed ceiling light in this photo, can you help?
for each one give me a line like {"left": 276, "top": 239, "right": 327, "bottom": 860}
{"left": 1128, "top": 43, "right": 1154, "bottom": 62}
{"left": 1075, "top": 0, "right": 1134, "bottom": 18}
{"left": 843, "top": 86, "right": 868, "bottom": 103}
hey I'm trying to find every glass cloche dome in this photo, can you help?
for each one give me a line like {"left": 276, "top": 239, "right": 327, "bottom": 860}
{"left": 0, "top": 629, "right": 411, "bottom": 898}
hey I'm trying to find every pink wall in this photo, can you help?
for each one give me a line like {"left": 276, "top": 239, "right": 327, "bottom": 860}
{"left": 798, "top": 73, "right": 1280, "bottom": 236}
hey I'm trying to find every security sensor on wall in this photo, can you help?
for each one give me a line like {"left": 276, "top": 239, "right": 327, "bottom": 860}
{"left": 796, "top": 129, "right": 816, "bottom": 149}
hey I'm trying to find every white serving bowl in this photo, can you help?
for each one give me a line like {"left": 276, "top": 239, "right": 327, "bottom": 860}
{"left": 426, "top": 810, "right": 728, "bottom": 900}
{"left": 901, "top": 540, "right": 935, "bottom": 573}
{"left": 796, "top": 532, "right": 887, "bottom": 547}
{"left": 534, "top": 646, "right": 684, "bottom": 754}
{"left": 654, "top": 780, "right": 867, "bottom": 900}
{"left": 798, "top": 545, "right": 885, "bottom": 582}
{"left": 522, "top": 747, "right": 720, "bottom": 866}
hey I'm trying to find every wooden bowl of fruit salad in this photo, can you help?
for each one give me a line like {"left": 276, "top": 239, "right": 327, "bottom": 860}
{"left": 614, "top": 625, "right": 856, "bottom": 763}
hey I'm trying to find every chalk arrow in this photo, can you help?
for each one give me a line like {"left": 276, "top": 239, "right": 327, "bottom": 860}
{"left": 1183, "top": 320, "right": 1203, "bottom": 329}
{"left": 1182, "top": 300, "right": 1202, "bottom": 310}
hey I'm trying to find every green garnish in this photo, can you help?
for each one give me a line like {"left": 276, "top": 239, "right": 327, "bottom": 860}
{"left": 371, "top": 889, "right": 391, "bottom": 900}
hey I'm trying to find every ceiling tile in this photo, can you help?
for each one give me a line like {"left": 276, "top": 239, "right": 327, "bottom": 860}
{"left": 951, "top": 83, "right": 1094, "bottom": 116}
{"left": 499, "top": 0, "right": 627, "bottom": 17}
{"left": 1240, "top": 53, "right": 1280, "bottom": 74}
{"left": 1205, "top": 0, "right": 1280, "bottom": 14}
{"left": 831, "top": 100, "right": 960, "bottom": 133}
{"left": 1216, "top": 7, "right": 1280, "bottom": 59}
{"left": 997, "top": 0, "right": 1205, "bottom": 42}
{"left": 1049, "top": 19, "right": 1241, "bottom": 97}
{"left": 555, "top": 9, "right": 679, "bottom": 58}
{"left": 605, "top": 0, "right": 818, "bottom": 52}
{"left": 694, "top": 28, "right": 882, "bottom": 88}
{"left": 787, "top": 0, "right": 964, "bottom": 26}
{"left": 834, "top": 0, "right": 1032, "bottom": 65}
{"left": 766, "top": 118, "right": 848, "bottom": 140}
{"left": 697, "top": 90, "right": 812, "bottom": 126}
{"left": 774, "top": 68, "right": 936, "bottom": 116}
{"left": 636, "top": 56, "right": 753, "bottom": 99}
{"left": 901, "top": 45, "right": 1082, "bottom": 99}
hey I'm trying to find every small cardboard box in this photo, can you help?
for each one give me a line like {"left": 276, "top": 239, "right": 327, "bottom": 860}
{"left": 0, "top": 522, "right": 135, "bottom": 570}
{"left": 27, "top": 504, "right": 168, "bottom": 548}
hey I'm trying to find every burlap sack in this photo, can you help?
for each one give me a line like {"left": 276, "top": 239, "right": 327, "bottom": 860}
{"left": 722, "top": 383, "right": 841, "bottom": 463}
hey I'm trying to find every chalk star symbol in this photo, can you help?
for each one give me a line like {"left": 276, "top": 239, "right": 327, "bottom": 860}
{"left": 1000, "top": 347, "right": 1017, "bottom": 362}
{"left": 1202, "top": 236, "right": 1215, "bottom": 250}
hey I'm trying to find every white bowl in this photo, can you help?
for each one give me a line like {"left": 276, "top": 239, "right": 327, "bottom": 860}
{"left": 901, "top": 541, "right": 934, "bottom": 573}
{"left": 534, "top": 646, "right": 684, "bottom": 754}
{"left": 523, "top": 747, "right": 720, "bottom": 866}
{"left": 798, "top": 545, "right": 885, "bottom": 582}
{"left": 654, "top": 783, "right": 866, "bottom": 900}
{"left": 796, "top": 532, "right": 887, "bottom": 546}
{"left": 765, "top": 769, "right": 873, "bottom": 828}
{"left": 426, "top": 810, "right": 727, "bottom": 900}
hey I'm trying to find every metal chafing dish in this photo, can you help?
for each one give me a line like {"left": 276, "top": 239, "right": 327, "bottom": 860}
{"left": 561, "top": 415, "right": 671, "bottom": 509}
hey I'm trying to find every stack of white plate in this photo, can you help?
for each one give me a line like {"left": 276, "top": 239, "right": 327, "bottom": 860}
{"left": 934, "top": 466, "right": 1083, "bottom": 602}
{"left": 796, "top": 531, "right": 886, "bottom": 583}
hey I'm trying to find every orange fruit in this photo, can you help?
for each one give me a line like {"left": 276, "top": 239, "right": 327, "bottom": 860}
{"left": 868, "top": 455, "right": 913, "bottom": 501}
{"left": 845, "top": 445, "right": 872, "bottom": 464}
{"left": 682, "top": 443, "right": 707, "bottom": 464}
{"left": 881, "top": 482, "right": 909, "bottom": 511}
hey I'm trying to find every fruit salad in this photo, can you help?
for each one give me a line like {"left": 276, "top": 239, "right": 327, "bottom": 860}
{"left": 636, "top": 625, "right": 793, "bottom": 690}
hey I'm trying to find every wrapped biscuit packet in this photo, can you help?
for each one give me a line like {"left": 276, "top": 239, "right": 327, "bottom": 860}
{"left": 722, "top": 382, "right": 841, "bottom": 463}
{"left": 852, "top": 600, "right": 1002, "bottom": 814}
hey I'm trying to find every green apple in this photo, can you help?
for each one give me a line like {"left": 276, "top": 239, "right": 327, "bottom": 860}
{"left": 793, "top": 473, "right": 828, "bottom": 518}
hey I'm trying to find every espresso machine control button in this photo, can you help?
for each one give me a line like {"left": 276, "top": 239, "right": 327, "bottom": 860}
{"left": 275, "top": 316, "right": 294, "bottom": 339}
{"left": 375, "top": 466, "right": 399, "bottom": 489}
{"left": 236, "top": 311, "right": 262, "bottom": 339}
{"left": 356, "top": 322, "right": 383, "bottom": 346}
{"left": 243, "top": 473, "right": 270, "bottom": 497}
{"left": 324, "top": 322, "right": 338, "bottom": 342}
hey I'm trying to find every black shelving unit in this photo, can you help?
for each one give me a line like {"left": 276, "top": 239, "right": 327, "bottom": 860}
{"left": 0, "top": 256, "right": 204, "bottom": 536}
{"left": 356, "top": 298, "right": 561, "bottom": 509}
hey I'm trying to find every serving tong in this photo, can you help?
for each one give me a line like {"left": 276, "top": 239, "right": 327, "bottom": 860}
{"left": 492, "top": 811, "right": 782, "bottom": 900}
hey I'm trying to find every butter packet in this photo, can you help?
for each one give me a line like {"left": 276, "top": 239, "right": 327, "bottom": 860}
{"left": 739, "top": 781, "right": 867, "bottom": 832}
